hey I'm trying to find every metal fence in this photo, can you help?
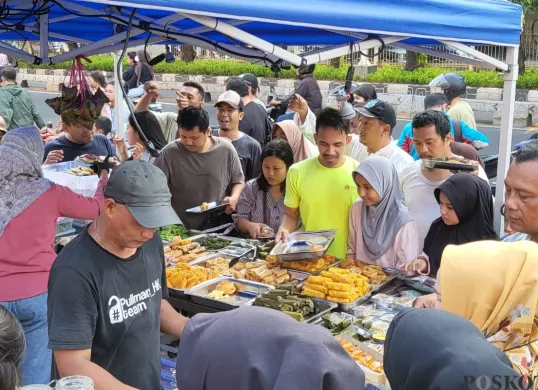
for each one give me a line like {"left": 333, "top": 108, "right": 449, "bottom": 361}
{"left": 130, "top": 34, "right": 538, "bottom": 69}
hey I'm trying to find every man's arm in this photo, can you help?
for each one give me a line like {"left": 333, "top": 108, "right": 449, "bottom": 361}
{"left": 460, "top": 120, "right": 490, "bottom": 150}
{"left": 276, "top": 206, "right": 300, "bottom": 243}
{"left": 54, "top": 350, "right": 137, "bottom": 390}
{"left": 160, "top": 300, "right": 189, "bottom": 338}
{"left": 135, "top": 82, "right": 159, "bottom": 112}
{"left": 0, "top": 92, "right": 13, "bottom": 127}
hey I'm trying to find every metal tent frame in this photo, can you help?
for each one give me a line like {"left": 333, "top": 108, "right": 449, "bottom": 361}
{"left": 0, "top": 0, "right": 521, "bottom": 235}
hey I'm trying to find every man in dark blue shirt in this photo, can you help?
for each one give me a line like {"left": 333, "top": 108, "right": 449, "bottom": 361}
{"left": 44, "top": 116, "right": 115, "bottom": 163}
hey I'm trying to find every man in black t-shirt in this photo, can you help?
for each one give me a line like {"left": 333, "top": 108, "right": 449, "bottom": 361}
{"left": 48, "top": 161, "right": 189, "bottom": 390}
{"left": 226, "top": 77, "right": 270, "bottom": 146}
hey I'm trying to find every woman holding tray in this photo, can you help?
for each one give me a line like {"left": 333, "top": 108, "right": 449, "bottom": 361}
{"left": 347, "top": 156, "right": 423, "bottom": 270}
{"left": 233, "top": 140, "right": 294, "bottom": 239}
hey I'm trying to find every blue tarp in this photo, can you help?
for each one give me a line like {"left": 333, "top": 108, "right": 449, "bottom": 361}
{"left": 0, "top": 0, "right": 523, "bottom": 48}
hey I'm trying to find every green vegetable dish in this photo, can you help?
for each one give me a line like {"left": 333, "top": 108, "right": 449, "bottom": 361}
{"left": 254, "top": 286, "right": 316, "bottom": 322}
{"left": 196, "top": 237, "right": 232, "bottom": 251}
{"left": 158, "top": 225, "right": 189, "bottom": 242}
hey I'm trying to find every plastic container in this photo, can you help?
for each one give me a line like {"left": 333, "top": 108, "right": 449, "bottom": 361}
{"left": 56, "top": 376, "right": 94, "bottom": 390}
{"left": 56, "top": 217, "right": 74, "bottom": 235}
{"left": 20, "top": 386, "right": 53, "bottom": 390}
{"left": 42, "top": 161, "right": 99, "bottom": 197}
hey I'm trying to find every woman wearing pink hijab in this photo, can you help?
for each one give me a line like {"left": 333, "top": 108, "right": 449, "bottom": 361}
{"left": 272, "top": 120, "right": 317, "bottom": 163}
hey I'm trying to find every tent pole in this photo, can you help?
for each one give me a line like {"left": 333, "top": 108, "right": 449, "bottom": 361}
{"left": 438, "top": 40, "right": 509, "bottom": 71}
{"left": 494, "top": 46, "right": 519, "bottom": 236}
{"left": 113, "top": 52, "right": 124, "bottom": 139}
{"left": 301, "top": 36, "right": 405, "bottom": 64}
{"left": 39, "top": 4, "right": 49, "bottom": 61}
{"left": 182, "top": 13, "right": 304, "bottom": 66}
{"left": 393, "top": 43, "right": 497, "bottom": 70}
{"left": 0, "top": 41, "right": 37, "bottom": 63}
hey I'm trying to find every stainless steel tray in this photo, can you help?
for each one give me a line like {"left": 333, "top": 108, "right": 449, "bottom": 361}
{"left": 304, "top": 299, "right": 338, "bottom": 323}
{"left": 185, "top": 276, "right": 274, "bottom": 310}
{"left": 270, "top": 230, "right": 336, "bottom": 262}
{"left": 333, "top": 292, "right": 372, "bottom": 311}
{"left": 186, "top": 201, "right": 227, "bottom": 214}
{"left": 370, "top": 275, "right": 397, "bottom": 293}
{"left": 166, "top": 263, "right": 222, "bottom": 297}
{"left": 280, "top": 259, "right": 342, "bottom": 275}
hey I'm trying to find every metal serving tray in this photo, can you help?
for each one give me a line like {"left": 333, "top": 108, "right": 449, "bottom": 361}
{"left": 270, "top": 230, "right": 336, "bottom": 262}
{"left": 186, "top": 201, "right": 227, "bottom": 214}
{"left": 422, "top": 158, "right": 475, "bottom": 172}
{"left": 166, "top": 265, "right": 221, "bottom": 298}
{"left": 185, "top": 276, "right": 274, "bottom": 311}
{"left": 280, "top": 259, "right": 342, "bottom": 275}
{"left": 370, "top": 275, "right": 397, "bottom": 293}
{"left": 304, "top": 299, "right": 338, "bottom": 323}
{"left": 333, "top": 292, "right": 373, "bottom": 311}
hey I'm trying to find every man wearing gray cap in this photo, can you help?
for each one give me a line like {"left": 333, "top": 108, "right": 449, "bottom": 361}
{"left": 48, "top": 161, "right": 189, "bottom": 390}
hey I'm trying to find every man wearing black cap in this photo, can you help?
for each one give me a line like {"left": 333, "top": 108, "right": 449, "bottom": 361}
{"left": 241, "top": 73, "right": 266, "bottom": 109}
{"left": 226, "top": 77, "right": 270, "bottom": 146}
{"left": 351, "top": 99, "right": 413, "bottom": 174}
{"left": 48, "top": 161, "right": 189, "bottom": 390}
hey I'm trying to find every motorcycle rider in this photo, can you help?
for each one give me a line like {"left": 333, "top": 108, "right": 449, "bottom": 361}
{"left": 271, "top": 64, "right": 323, "bottom": 116}
{"left": 429, "top": 72, "right": 477, "bottom": 129}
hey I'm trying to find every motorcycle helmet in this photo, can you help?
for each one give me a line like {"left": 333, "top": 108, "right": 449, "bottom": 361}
{"left": 429, "top": 72, "right": 466, "bottom": 101}
{"left": 297, "top": 64, "right": 316, "bottom": 75}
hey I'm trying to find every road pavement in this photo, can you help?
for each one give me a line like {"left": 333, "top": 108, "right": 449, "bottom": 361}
{"left": 30, "top": 89, "right": 533, "bottom": 157}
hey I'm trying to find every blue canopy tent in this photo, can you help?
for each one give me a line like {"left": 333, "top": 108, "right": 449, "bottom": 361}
{"left": 0, "top": 0, "right": 523, "bottom": 233}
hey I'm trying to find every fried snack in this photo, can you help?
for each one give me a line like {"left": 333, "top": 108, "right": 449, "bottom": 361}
{"left": 340, "top": 258, "right": 354, "bottom": 269}
{"left": 302, "top": 287, "right": 326, "bottom": 299}
{"left": 215, "top": 281, "right": 236, "bottom": 295}
{"left": 200, "top": 202, "right": 209, "bottom": 211}
{"left": 283, "top": 254, "right": 336, "bottom": 273}
{"left": 166, "top": 265, "right": 219, "bottom": 290}
{"left": 327, "top": 296, "right": 354, "bottom": 303}
{"left": 205, "top": 257, "right": 232, "bottom": 273}
{"left": 324, "top": 272, "right": 354, "bottom": 285}
{"left": 306, "top": 275, "right": 332, "bottom": 287}
{"left": 303, "top": 283, "right": 328, "bottom": 295}
{"left": 276, "top": 274, "right": 291, "bottom": 285}
{"left": 310, "top": 244, "right": 324, "bottom": 252}
{"left": 171, "top": 237, "right": 192, "bottom": 248}
{"left": 327, "top": 267, "right": 351, "bottom": 274}
{"left": 338, "top": 340, "right": 384, "bottom": 374}
{"left": 328, "top": 290, "right": 353, "bottom": 299}
{"left": 327, "top": 282, "right": 352, "bottom": 292}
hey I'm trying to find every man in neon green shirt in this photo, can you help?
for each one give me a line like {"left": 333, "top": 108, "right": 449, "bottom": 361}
{"left": 276, "top": 108, "right": 358, "bottom": 258}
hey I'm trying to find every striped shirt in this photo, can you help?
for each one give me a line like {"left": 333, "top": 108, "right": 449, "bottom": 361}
{"left": 232, "top": 179, "right": 284, "bottom": 232}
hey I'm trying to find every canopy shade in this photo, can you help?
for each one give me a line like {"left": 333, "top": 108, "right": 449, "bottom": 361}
{"left": 0, "top": 0, "right": 523, "bottom": 49}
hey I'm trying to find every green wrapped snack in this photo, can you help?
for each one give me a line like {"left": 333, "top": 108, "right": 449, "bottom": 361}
{"left": 283, "top": 311, "right": 304, "bottom": 322}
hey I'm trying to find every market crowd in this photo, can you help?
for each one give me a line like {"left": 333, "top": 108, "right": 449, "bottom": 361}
{"left": 1, "top": 53, "right": 537, "bottom": 390}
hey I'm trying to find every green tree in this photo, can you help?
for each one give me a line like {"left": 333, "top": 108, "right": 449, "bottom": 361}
{"left": 511, "top": 0, "right": 538, "bottom": 74}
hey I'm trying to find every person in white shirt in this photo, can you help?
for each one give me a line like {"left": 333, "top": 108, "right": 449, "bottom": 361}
{"left": 346, "top": 99, "right": 413, "bottom": 174}
{"left": 287, "top": 93, "right": 317, "bottom": 144}
{"left": 399, "top": 110, "right": 489, "bottom": 249}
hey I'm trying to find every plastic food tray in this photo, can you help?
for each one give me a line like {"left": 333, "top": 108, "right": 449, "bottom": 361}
{"left": 185, "top": 276, "right": 273, "bottom": 310}
{"left": 56, "top": 217, "right": 74, "bottom": 235}
{"left": 270, "top": 230, "right": 336, "bottom": 262}
{"left": 43, "top": 161, "right": 99, "bottom": 197}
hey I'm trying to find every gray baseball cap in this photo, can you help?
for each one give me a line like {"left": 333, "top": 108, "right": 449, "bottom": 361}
{"left": 104, "top": 161, "right": 181, "bottom": 228}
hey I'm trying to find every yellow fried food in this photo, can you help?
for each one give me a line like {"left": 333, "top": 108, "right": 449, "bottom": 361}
{"left": 328, "top": 290, "right": 353, "bottom": 299}
{"left": 166, "top": 265, "right": 219, "bottom": 290}
{"left": 327, "top": 267, "right": 351, "bottom": 274}
{"left": 303, "top": 283, "right": 328, "bottom": 294}
{"left": 328, "top": 273, "right": 355, "bottom": 285}
{"left": 306, "top": 275, "right": 332, "bottom": 287}
{"left": 326, "top": 296, "right": 354, "bottom": 303}
{"left": 327, "top": 282, "right": 352, "bottom": 292}
{"left": 302, "top": 287, "right": 326, "bottom": 299}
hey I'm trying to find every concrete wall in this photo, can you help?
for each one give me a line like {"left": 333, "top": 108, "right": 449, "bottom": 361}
{"left": 17, "top": 68, "right": 538, "bottom": 127}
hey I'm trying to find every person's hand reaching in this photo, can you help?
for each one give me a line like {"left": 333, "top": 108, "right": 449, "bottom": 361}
{"left": 44, "top": 150, "right": 63, "bottom": 164}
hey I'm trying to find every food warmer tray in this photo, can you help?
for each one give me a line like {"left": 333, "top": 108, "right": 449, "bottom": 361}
{"left": 185, "top": 276, "right": 274, "bottom": 311}
{"left": 335, "top": 292, "right": 373, "bottom": 311}
{"left": 270, "top": 230, "right": 336, "bottom": 262}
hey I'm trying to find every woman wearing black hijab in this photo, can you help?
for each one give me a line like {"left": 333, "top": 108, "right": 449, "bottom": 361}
{"left": 384, "top": 309, "right": 522, "bottom": 390}
{"left": 421, "top": 173, "right": 498, "bottom": 276}
{"left": 176, "top": 306, "right": 365, "bottom": 390}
